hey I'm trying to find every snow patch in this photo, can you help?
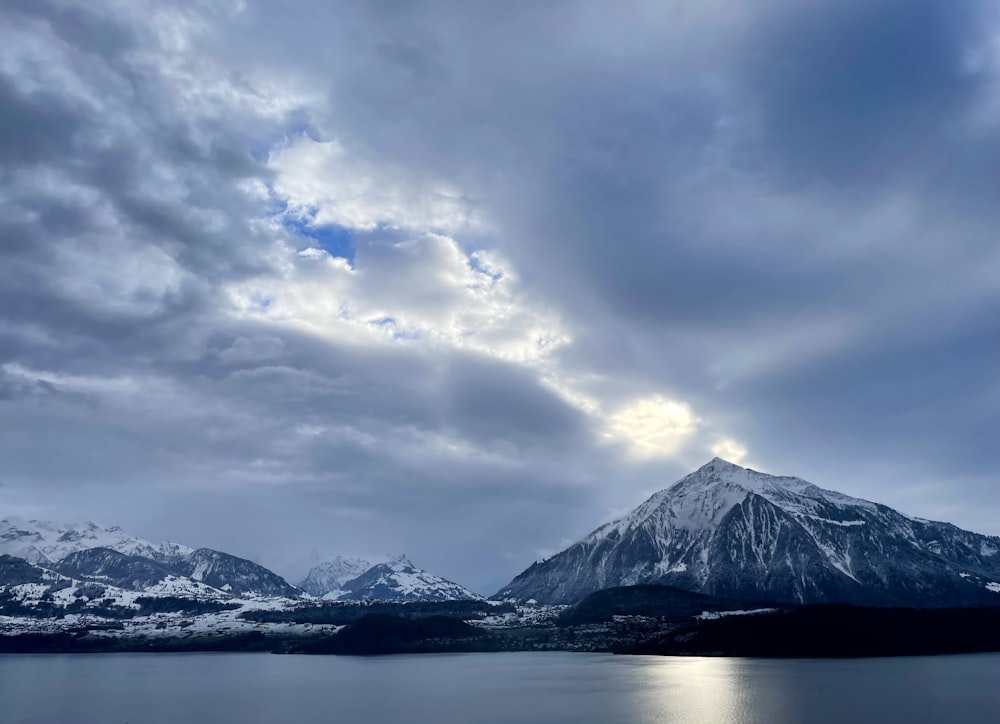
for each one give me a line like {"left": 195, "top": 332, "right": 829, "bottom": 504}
{"left": 697, "top": 608, "right": 779, "bottom": 620}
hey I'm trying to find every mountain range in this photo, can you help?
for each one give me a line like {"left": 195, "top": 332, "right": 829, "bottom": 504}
{"left": 0, "top": 517, "right": 192, "bottom": 566}
{"left": 0, "top": 517, "right": 477, "bottom": 603}
{"left": 5, "top": 458, "right": 1000, "bottom": 612}
{"left": 497, "top": 458, "right": 1000, "bottom": 606}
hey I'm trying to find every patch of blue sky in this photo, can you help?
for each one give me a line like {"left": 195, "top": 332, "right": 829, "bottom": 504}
{"left": 283, "top": 213, "right": 356, "bottom": 263}
{"left": 468, "top": 252, "right": 503, "bottom": 281}
{"left": 246, "top": 295, "right": 272, "bottom": 312}
{"left": 371, "top": 316, "right": 420, "bottom": 341}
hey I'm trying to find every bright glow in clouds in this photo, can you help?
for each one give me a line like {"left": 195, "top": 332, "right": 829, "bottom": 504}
{"left": 607, "top": 396, "right": 700, "bottom": 457}
{"left": 711, "top": 438, "right": 749, "bottom": 465}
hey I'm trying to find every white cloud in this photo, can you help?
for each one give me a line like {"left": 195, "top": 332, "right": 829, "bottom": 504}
{"left": 269, "top": 137, "right": 478, "bottom": 233}
{"left": 225, "top": 233, "right": 570, "bottom": 364}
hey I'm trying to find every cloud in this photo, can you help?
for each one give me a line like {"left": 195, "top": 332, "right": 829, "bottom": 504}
{"left": 225, "top": 230, "right": 570, "bottom": 365}
{"left": 1, "top": 0, "right": 999, "bottom": 594}
{"left": 269, "top": 136, "right": 478, "bottom": 233}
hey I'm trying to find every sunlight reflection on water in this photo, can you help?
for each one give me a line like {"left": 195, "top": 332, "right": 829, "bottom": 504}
{"left": 628, "top": 657, "right": 764, "bottom": 723}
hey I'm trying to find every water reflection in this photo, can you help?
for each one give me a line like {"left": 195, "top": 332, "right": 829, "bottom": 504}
{"left": 628, "top": 657, "right": 778, "bottom": 724}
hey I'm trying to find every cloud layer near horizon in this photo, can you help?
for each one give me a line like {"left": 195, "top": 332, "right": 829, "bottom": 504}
{"left": 1, "top": 0, "right": 998, "bottom": 592}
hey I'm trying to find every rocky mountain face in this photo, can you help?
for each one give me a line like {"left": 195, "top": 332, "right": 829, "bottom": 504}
{"left": 497, "top": 459, "right": 1000, "bottom": 606}
{"left": 173, "top": 549, "right": 302, "bottom": 599}
{"left": 0, "top": 555, "right": 48, "bottom": 586}
{"left": 336, "top": 556, "right": 483, "bottom": 602}
{"left": 298, "top": 557, "right": 376, "bottom": 597}
{"left": 53, "top": 548, "right": 176, "bottom": 591}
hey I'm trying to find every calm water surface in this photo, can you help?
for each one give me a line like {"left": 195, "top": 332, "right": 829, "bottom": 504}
{"left": 1, "top": 651, "right": 998, "bottom": 724}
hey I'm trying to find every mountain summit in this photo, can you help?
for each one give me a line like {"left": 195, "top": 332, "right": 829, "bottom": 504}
{"left": 497, "top": 459, "right": 1000, "bottom": 606}
{"left": 336, "top": 557, "right": 483, "bottom": 602}
{"left": 298, "top": 556, "right": 377, "bottom": 597}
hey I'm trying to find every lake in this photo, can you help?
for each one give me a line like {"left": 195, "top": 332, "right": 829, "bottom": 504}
{"left": 1, "top": 651, "right": 998, "bottom": 723}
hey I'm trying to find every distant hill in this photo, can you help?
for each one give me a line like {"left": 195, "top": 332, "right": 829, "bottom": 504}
{"left": 557, "top": 584, "right": 774, "bottom": 626}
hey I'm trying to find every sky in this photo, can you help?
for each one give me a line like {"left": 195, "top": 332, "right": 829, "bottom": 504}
{"left": 1, "top": 0, "right": 999, "bottom": 595}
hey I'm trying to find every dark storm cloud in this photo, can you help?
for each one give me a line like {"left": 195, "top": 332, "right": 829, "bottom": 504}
{"left": 734, "top": 305, "right": 1000, "bottom": 471}
{"left": 438, "top": 356, "right": 588, "bottom": 451}
{"left": 0, "top": 75, "right": 87, "bottom": 167}
{"left": 4, "top": 0, "right": 135, "bottom": 59}
{"left": 1, "top": 0, "right": 999, "bottom": 593}
{"left": 741, "top": 0, "right": 987, "bottom": 182}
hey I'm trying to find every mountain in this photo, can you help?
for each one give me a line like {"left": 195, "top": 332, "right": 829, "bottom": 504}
{"left": 497, "top": 458, "right": 1000, "bottom": 606}
{"left": 299, "top": 557, "right": 377, "bottom": 597}
{"left": 335, "top": 556, "right": 484, "bottom": 602}
{"left": 0, "top": 517, "right": 192, "bottom": 566}
{"left": 0, "top": 518, "right": 301, "bottom": 599}
{"left": 172, "top": 549, "right": 302, "bottom": 598}
{"left": 0, "top": 554, "right": 49, "bottom": 586}
{"left": 52, "top": 547, "right": 176, "bottom": 591}
{"left": 0, "top": 553, "right": 232, "bottom": 616}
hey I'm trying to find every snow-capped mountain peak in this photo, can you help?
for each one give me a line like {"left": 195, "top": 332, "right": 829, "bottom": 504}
{"left": 334, "top": 557, "right": 483, "bottom": 602}
{"left": 0, "top": 517, "right": 193, "bottom": 565}
{"left": 298, "top": 556, "right": 375, "bottom": 597}
{"left": 499, "top": 459, "right": 1000, "bottom": 606}
{"left": 638, "top": 457, "right": 878, "bottom": 530}
{"left": 298, "top": 554, "right": 417, "bottom": 598}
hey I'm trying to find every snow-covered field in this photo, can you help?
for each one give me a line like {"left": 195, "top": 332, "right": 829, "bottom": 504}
{"left": 0, "top": 582, "right": 337, "bottom": 640}
{"left": 468, "top": 604, "right": 566, "bottom": 629}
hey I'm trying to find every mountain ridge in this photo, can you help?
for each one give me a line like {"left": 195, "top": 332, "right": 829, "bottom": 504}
{"left": 0, "top": 517, "right": 193, "bottom": 566}
{"left": 1, "top": 519, "right": 479, "bottom": 603}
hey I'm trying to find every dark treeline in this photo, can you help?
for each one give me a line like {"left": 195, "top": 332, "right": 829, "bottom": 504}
{"left": 558, "top": 585, "right": 775, "bottom": 627}
{"left": 0, "top": 631, "right": 277, "bottom": 654}
{"left": 627, "top": 605, "right": 1000, "bottom": 658}
{"left": 290, "top": 614, "right": 498, "bottom": 655}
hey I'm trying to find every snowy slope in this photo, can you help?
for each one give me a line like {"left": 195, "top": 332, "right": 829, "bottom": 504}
{"left": 0, "top": 554, "right": 326, "bottom": 640}
{"left": 0, "top": 519, "right": 303, "bottom": 599}
{"left": 497, "top": 458, "right": 1000, "bottom": 605}
{"left": 0, "top": 553, "right": 230, "bottom": 606}
{"left": 333, "top": 556, "right": 484, "bottom": 602}
{"left": 0, "top": 517, "right": 192, "bottom": 565}
{"left": 298, "top": 557, "right": 377, "bottom": 597}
